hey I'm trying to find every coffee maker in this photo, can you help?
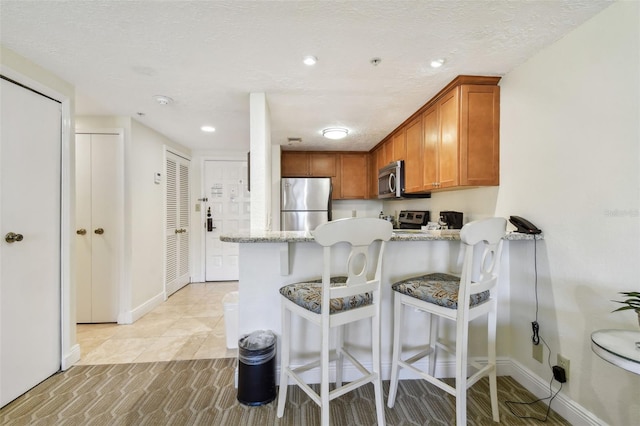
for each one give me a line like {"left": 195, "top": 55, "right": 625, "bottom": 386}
{"left": 439, "top": 211, "right": 463, "bottom": 229}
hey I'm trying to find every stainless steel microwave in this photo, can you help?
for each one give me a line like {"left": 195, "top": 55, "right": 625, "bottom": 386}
{"left": 378, "top": 160, "right": 431, "bottom": 199}
{"left": 378, "top": 161, "right": 404, "bottom": 198}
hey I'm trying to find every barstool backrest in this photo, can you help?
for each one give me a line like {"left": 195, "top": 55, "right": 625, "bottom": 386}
{"left": 458, "top": 217, "right": 507, "bottom": 303}
{"left": 312, "top": 218, "right": 393, "bottom": 312}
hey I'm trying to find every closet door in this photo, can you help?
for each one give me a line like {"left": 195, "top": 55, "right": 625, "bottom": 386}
{"left": 165, "top": 151, "right": 190, "bottom": 296}
{"left": 1, "top": 77, "right": 61, "bottom": 407}
{"left": 75, "top": 133, "right": 121, "bottom": 323}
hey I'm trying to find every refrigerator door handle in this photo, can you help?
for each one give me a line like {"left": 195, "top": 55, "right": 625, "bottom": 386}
{"left": 328, "top": 183, "right": 332, "bottom": 221}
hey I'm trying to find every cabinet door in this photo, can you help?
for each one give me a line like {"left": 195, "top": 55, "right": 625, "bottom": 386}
{"left": 403, "top": 117, "right": 423, "bottom": 193}
{"left": 422, "top": 105, "right": 438, "bottom": 191}
{"left": 282, "top": 152, "right": 309, "bottom": 176}
{"left": 340, "top": 153, "right": 368, "bottom": 199}
{"left": 368, "top": 150, "right": 379, "bottom": 198}
{"left": 392, "top": 130, "right": 406, "bottom": 161}
{"left": 459, "top": 84, "right": 500, "bottom": 186}
{"left": 383, "top": 140, "right": 393, "bottom": 166}
{"left": 309, "top": 153, "right": 336, "bottom": 176}
{"left": 437, "top": 87, "right": 459, "bottom": 189}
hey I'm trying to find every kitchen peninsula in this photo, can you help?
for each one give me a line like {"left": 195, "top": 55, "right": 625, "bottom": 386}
{"left": 221, "top": 228, "right": 541, "bottom": 383}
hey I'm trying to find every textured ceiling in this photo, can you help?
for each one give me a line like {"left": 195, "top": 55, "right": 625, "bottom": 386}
{"left": 0, "top": 0, "right": 612, "bottom": 152}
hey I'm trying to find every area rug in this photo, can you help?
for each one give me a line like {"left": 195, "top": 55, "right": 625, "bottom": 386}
{"left": 1, "top": 358, "right": 569, "bottom": 425}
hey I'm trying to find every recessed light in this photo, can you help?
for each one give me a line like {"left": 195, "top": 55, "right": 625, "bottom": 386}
{"left": 153, "top": 95, "right": 173, "bottom": 105}
{"left": 201, "top": 126, "right": 216, "bottom": 133}
{"left": 430, "top": 58, "right": 445, "bottom": 68}
{"left": 303, "top": 55, "right": 318, "bottom": 66}
{"left": 322, "top": 128, "right": 348, "bottom": 140}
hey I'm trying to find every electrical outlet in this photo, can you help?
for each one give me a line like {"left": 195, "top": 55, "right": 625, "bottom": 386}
{"left": 532, "top": 343, "right": 543, "bottom": 363}
{"left": 557, "top": 354, "right": 570, "bottom": 381}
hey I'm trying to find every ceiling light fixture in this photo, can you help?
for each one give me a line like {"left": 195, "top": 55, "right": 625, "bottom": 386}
{"left": 201, "top": 125, "right": 216, "bottom": 133}
{"left": 430, "top": 58, "right": 445, "bottom": 68}
{"left": 153, "top": 95, "right": 173, "bottom": 105}
{"left": 322, "top": 128, "right": 348, "bottom": 140}
{"left": 303, "top": 55, "right": 318, "bottom": 66}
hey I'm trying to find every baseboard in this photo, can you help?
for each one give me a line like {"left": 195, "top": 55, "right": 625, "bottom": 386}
{"left": 509, "top": 359, "right": 605, "bottom": 425}
{"left": 62, "top": 343, "right": 81, "bottom": 370}
{"left": 118, "top": 291, "right": 166, "bottom": 324}
{"left": 166, "top": 280, "right": 188, "bottom": 297}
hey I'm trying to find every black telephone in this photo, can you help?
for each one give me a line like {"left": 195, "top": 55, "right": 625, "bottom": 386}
{"left": 509, "top": 216, "right": 542, "bottom": 234}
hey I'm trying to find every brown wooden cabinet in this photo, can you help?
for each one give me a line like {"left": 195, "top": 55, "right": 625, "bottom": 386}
{"left": 281, "top": 151, "right": 370, "bottom": 200}
{"left": 384, "top": 76, "right": 501, "bottom": 194}
{"left": 403, "top": 117, "right": 423, "bottom": 193}
{"left": 281, "top": 152, "right": 336, "bottom": 177}
{"left": 339, "top": 153, "right": 368, "bottom": 199}
{"left": 392, "top": 130, "right": 406, "bottom": 162}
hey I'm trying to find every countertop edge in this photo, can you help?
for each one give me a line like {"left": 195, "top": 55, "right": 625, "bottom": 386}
{"left": 220, "top": 231, "right": 544, "bottom": 243}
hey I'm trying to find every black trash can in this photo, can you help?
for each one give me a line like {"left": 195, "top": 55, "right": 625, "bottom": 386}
{"left": 237, "top": 330, "right": 277, "bottom": 406}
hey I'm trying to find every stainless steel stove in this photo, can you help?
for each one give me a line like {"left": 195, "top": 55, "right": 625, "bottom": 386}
{"left": 396, "top": 210, "right": 430, "bottom": 229}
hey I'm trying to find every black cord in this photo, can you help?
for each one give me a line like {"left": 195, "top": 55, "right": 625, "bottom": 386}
{"left": 506, "top": 237, "right": 563, "bottom": 422}
{"left": 532, "top": 238, "right": 540, "bottom": 345}
{"left": 505, "top": 374, "right": 563, "bottom": 422}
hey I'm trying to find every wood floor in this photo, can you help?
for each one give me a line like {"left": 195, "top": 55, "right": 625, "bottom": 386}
{"left": 76, "top": 282, "right": 238, "bottom": 365}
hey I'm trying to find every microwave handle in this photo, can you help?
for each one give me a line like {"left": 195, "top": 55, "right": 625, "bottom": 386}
{"left": 389, "top": 173, "right": 396, "bottom": 193}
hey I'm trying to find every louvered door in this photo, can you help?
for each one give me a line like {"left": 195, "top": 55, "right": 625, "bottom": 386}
{"left": 165, "top": 151, "right": 190, "bottom": 296}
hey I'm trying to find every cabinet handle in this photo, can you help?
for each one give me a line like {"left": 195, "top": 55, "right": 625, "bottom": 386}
{"left": 76, "top": 228, "right": 87, "bottom": 235}
{"left": 5, "top": 232, "right": 24, "bottom": 243}
{"left": 94, "top": 228, "right": 104, "bottom": 235}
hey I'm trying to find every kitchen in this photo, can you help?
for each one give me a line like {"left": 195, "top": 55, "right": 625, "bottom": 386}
{"left": 0, "top": 1, "right": 638, "bottom": 425}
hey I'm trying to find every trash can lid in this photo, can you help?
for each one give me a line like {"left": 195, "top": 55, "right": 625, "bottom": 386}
{"left": 238, "top": 330, "right": 276, "bottom": 350}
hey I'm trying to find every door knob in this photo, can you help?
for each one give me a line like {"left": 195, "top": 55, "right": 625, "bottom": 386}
{"left": 5, "top": 232, "right": 24, "bottom": 243}
{"left": 94, "top": 228, "right": 104, "bottom": 235}
{"left": 76, "top": 228, "right": 87, "bottom": 235}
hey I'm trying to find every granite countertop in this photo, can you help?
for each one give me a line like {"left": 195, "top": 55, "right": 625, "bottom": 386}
{"left": 220, "top": 230, "right": 543, "bottom": 243}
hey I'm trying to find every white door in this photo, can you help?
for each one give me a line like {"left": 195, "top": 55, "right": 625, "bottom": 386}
{"left": 0, "top": 78, "right": 61, "bottom": 406}
{"left": 204, "top": 160, "right": 250, "bottom": 281}
{"left": 75, "top": 133, "right": 121, "bottom": 323}
{"left": 166, "top": 151, "right": 190, "bottom": 296}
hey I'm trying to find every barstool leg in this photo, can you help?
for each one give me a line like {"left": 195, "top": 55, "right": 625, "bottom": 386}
{"left": 335, "top": 325, "right": 344, "bottom": 387}
{"left": 387, "top": 294, "right": 403, "bottom": 407}
{"left": 372, "top": 309, "right": 385, "bottom": 425}
{"left": 276, "top": 306, "right": 290, "bottom": 418}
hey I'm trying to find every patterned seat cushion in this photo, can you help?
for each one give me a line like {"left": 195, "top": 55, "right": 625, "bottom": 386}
{"left": 279, "top": 277, "right": 372, "bottom": 314}
{"left": 391, "top": 272, "right": 490, "bottom": 309}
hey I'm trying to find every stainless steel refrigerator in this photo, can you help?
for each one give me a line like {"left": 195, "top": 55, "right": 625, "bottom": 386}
{"left": 281, "top": 177, "right": 332, "bottom": 231}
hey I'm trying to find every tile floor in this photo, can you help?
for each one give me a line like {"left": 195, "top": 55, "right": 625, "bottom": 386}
{"left": 76, "top": 281, "right": 238, "bottom": 365}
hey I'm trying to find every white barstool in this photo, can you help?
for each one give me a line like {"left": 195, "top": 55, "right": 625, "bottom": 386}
{"left": 276, "top": 218, "right": 392, "bottom": 426}
{"left": 387, "top": 217, "right": 507, "bottom": 425}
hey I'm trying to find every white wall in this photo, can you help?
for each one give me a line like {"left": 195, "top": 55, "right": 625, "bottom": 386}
{"left": 496, "top": 2, "right": 639, "bottom": 424}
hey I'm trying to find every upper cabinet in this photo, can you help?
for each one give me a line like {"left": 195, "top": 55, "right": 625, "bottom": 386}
{"left": 339, "top": 153, "right": 368, "bottom": 199}
{"left": 281, "top": 152, "right": 337, "bottom": 177}
{"left": 371, "top": 75, "right": 501, "bottom": 194}
{"left": 281, "top": 151, "right": 368, "bottom": 200}
{"left": 403, "top": 116, "right": 424, "bottom": 193}
{"left": 423, "top": 82, "right": 500, "bottom": 190}
{"left": 282, "top": 76, "right": 500, "bottom": 200}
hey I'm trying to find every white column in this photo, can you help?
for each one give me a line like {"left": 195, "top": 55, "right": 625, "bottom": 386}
{"left": 249, "top": 93, "right": 272, "bottom": 230}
